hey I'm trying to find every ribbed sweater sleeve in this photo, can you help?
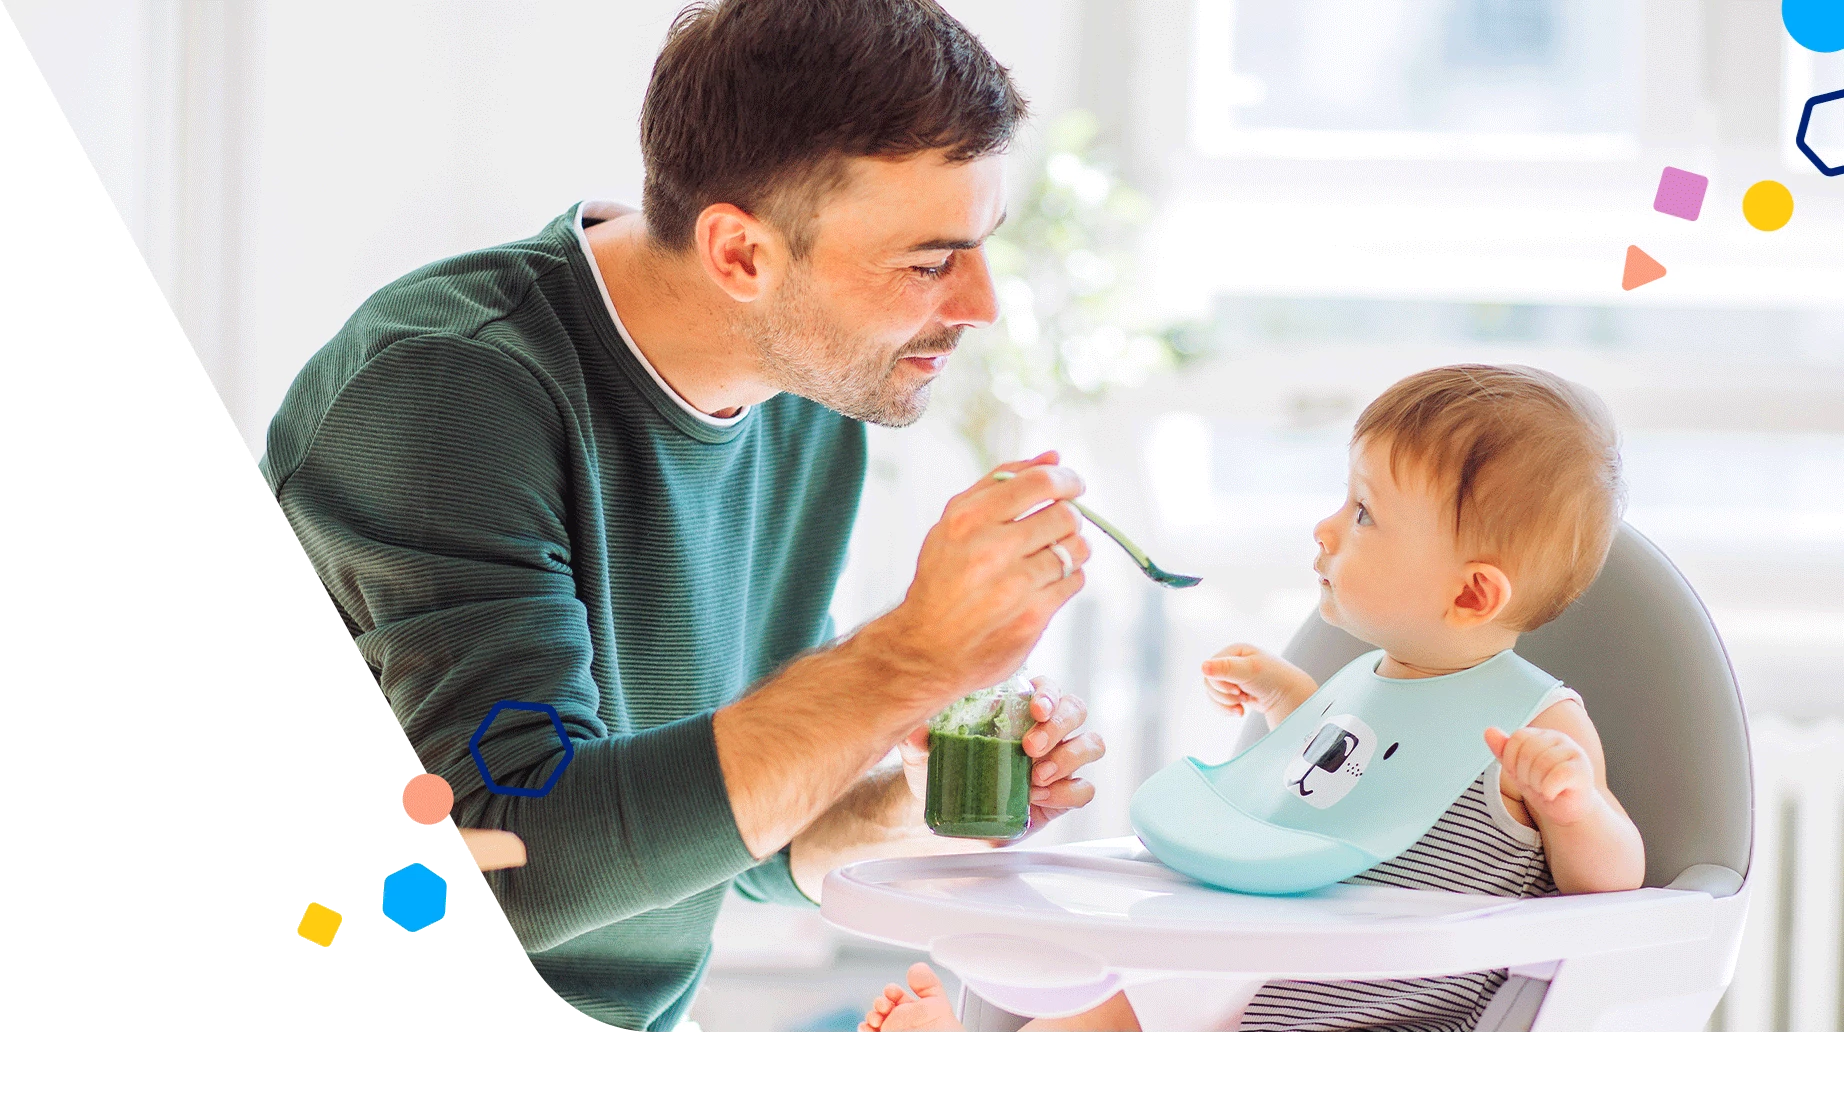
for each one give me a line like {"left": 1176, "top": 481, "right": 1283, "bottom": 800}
{"left": 731, "top": 847, "right": 815, "bottom": 907}
{"left": 271, "top": 334, "right": 757, "bottom": 950}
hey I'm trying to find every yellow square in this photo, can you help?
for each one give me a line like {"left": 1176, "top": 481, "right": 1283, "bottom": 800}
{"left": 297, "top": 902, "right": 342, "bottom": 947}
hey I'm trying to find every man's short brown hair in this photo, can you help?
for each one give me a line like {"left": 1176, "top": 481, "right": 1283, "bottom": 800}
{"left": 1353, "top": 364, "right": 1625, "bottom": 631}
{"left": 640, "top": 0, "right": 1027, "bottom": 256}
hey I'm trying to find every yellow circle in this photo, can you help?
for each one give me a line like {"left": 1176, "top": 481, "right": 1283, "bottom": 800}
{"left": 1742, "top": 180, "right": 1794, "bottom": 232}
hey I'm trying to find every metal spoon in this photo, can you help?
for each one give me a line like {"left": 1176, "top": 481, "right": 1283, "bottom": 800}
{"left": 992, "top": 470, "right": 1202, "bottom": 589}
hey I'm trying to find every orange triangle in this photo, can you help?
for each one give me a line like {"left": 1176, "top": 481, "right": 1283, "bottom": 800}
{"left": 1622, "top": 245, "right": 1666, "bottom": 290}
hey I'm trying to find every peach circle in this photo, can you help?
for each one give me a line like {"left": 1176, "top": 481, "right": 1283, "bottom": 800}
{"left": 402, "top": 773, "right": 454, "bottom": 824}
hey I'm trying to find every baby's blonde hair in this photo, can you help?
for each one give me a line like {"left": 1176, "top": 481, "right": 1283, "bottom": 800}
{"left": 1353, "top": 364, "right": 1625, "bottom": 631}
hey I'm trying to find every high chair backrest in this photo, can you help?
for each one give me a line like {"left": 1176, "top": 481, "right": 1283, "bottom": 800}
{"left": 1242, "top": 523, "right": 1752, "bottom": 891}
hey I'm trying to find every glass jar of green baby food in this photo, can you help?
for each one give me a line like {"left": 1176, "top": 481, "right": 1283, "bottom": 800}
{"left": 923, "top": 677, "right": 1035, "bottom": 839}
{"left": 924, "top": 730, "right": 1033, "bottom": 838}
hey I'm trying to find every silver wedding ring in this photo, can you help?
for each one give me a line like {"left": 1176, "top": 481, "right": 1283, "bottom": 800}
{"left": 1049, "top": 541, "right": 1075, "bottom": 580}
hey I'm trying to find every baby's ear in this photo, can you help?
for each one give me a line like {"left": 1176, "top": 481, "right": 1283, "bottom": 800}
{"left": 1450, "top": 562, "right": 1514, "bottom": 628}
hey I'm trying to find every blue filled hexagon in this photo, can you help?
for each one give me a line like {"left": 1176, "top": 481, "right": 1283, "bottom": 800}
{"left": 382, "top": 863, "right": 447, "bottom": 932}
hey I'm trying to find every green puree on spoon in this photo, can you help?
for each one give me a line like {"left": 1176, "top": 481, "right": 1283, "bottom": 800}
{"left": 991, "top": 469, "right": 1202, "bottom": 589}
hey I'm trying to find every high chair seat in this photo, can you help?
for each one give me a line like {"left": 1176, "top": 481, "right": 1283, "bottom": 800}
{"left": 820, "top": 525, "right": 1755, "bottom": 1030}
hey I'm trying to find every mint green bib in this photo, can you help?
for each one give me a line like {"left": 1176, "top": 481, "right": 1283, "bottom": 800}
{"left": 1131, "top": 649, "right": 1561, "bottom": 894}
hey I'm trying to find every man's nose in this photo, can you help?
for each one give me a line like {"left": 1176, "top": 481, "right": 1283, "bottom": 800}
{"left": 938, "top": 246, "right": 999, "bottom": 329}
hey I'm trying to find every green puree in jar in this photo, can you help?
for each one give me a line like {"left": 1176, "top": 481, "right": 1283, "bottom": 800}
{"left": 924, "top": 730, "right": 1032, "bottom": 838}
{"left": 924, "top": 677, "right": 1036, "bottom": 839}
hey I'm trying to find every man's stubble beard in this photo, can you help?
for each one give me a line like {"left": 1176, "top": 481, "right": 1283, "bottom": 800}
{"left": 744, "top": 265, "right": 959, "bottom": 428}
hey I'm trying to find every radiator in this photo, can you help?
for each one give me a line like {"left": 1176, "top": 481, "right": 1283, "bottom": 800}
{"left": 1713, "top": 715, "right": 1844, "bottom": 1032}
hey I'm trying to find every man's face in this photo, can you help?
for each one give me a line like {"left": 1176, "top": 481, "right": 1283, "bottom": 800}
{"left": 745, "top": 151, "right": 1005, "bottom": 426}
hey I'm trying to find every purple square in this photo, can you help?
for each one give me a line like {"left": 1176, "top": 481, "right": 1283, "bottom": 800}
{"left": 1653, "top": 166, "right": 1708, "bottom": 221}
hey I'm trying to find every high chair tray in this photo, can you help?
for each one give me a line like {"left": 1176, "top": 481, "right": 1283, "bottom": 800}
{"left": 820, "top": 837, "right": 1715, "bottom": 982}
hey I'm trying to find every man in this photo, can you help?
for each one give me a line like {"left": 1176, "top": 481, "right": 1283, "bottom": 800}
{"left": 261, "top": 0, "right": 1104, "bottom": 1031}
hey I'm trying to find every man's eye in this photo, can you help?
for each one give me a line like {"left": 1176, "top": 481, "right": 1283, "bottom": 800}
{"left": 1355, "top": 503, "right": 1373, "bottom": 526}
{"left": 912, "top": 255, "right": 955, "bottom": 280}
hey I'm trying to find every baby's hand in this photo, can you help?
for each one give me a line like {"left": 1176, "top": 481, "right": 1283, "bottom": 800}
{"left": 1200, "top": 644, "right": 1317, "bottom": 729}
{"left": 1485, "top": 726, "right": 1598, "bottom": 826}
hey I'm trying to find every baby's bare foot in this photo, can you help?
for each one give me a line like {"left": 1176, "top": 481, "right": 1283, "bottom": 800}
{"left": 859, "top": 981, "right": 911, "bottom": 1031}
{"left": 861, "top": 963, "right": 963, "bottom": 1033}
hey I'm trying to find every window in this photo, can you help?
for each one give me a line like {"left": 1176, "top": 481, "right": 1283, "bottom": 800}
{"left": 1192, "top": 0, "right": 1642, "bottom": 160}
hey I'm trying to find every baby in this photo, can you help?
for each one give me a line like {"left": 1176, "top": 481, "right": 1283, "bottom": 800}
{"left": 862, "top": 363, "right": 1645, "bottom": 1033}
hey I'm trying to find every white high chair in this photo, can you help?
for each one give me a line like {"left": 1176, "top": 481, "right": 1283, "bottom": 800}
{"left": 821, "top": 524, "right": 1754, "bottom": 1030}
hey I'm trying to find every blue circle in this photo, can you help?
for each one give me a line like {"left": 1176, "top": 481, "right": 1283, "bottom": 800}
{"left": 1785, "top": 0, "right": 1844, "bottom": 52}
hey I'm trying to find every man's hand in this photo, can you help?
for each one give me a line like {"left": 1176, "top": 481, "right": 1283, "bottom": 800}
{"left": 898, "top": 675, "right": 1104, "bottom": 834}
{"left": 1485, "top": 725, "right": 1599, "bottom": 826}
{"left": 867, "top": 451, "right": 1091, "bottom": 708}
{"left": 1200, "top": 644, "right": 1318, "bottom": 729}
{"left": 717, "top": 451, "right": 1091, "bottom": 859}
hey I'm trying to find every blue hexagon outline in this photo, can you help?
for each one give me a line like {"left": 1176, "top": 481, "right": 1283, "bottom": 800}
{"left": 1796, "top": 88, "right": 1844, "bottom": 177}
{"left": 468, "top": 699, "right": 575, "bottom": 797}
{"left": 382, "top": 862, "right": 447, "bottom": 933}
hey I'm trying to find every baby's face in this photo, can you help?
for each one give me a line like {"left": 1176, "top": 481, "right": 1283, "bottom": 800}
{"left": 1312, "top": 437, "right": 1469, "bottom": 655}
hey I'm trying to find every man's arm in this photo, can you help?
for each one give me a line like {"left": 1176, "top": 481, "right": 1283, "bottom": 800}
{"left": 273, "top": 336, "right": 767, "bottom": 951}
{"left": 783, "top": 764, "right": 944, "bottom": 900}
{"left": 274, "top": 340, "right": 1093, "bottom": 946}
{"left": 715, "top": 454, "right": 1093, "bottom": 857}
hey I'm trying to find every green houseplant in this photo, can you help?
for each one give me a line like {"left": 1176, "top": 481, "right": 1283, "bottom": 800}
{"left": 933, "top": 111, "right": 1200, "bottom": 468}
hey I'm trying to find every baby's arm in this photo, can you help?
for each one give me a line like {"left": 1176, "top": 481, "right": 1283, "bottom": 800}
{"left": 1201, "top": 644, "right": 1318, "bottom": 729}
{"left": 1485, "top": 701, "right": 1644, "bottom": 894}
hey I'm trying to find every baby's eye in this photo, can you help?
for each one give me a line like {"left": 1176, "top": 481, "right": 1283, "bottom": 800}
{"left": 1354, "top": 502, "right": 1374, "bottom": 526}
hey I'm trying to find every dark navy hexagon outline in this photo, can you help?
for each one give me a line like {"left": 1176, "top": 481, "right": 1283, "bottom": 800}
{"left": 468, "top": 700, "right": 575, "bottom": 798}
{"left": 1796, "top": 88, "right": 1844, "bottom": 177}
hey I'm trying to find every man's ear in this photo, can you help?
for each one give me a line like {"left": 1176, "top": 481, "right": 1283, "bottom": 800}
{"left": 692, "top": 203, "right": 785, "bottom": 303}
{"left": 1450, "top": 562, "right": 1514, "bottom": 628}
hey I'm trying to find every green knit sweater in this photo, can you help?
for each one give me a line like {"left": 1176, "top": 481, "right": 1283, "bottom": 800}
{"left": 261, "top": 204, "right": 867, "bottom": 1030}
